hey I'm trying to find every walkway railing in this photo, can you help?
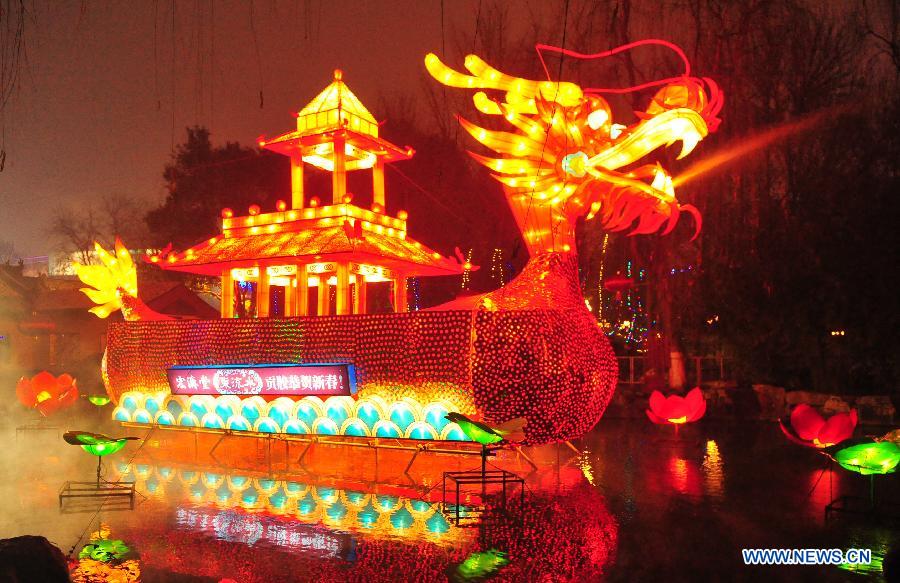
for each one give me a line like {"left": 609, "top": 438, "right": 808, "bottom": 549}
{"left": 617, "top": 354, "right": 732, "bottom": 387}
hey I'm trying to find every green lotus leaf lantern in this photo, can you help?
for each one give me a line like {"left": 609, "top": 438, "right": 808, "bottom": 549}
{"left": 87, "top": 395, "right": 111, "bottom": 407}
{"left": 63, "top": 431, "right": 139, "bottom": 457}
{"left": 831, "top": 439, "right": 900, "bottom": 475}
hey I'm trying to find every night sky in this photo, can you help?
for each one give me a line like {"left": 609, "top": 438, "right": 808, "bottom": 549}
{"left": 1, "top": 0, "right": 533, "bottom": 257}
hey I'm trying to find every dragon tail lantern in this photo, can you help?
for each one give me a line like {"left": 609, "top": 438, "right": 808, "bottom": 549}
{"left": 75, "top": 238, "right": 171, "bottom": 322}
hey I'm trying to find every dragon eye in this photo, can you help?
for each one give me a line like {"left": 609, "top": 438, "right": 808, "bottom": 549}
{"left": 587, "top": 109, "right": 609, "bottom": 130}
{"left": 561, "top": 151, "right": 589, "bottom": 178}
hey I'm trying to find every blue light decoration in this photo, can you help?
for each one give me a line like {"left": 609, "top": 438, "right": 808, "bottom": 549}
{"left": 115, "top": 391, "right": 473, "bottom": 442}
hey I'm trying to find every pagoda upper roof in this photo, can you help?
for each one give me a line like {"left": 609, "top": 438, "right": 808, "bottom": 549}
{"left": 296, "top": 69, "right": 379, "bottom": 137}
{"left": 259, "top": 70, "right": 413, "bottom": 163}
{"left": 150, "top": 204, "right": 466, "bottom": 277}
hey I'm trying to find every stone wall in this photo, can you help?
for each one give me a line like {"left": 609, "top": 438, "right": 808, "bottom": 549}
{"left": 605, "top": 382, "right": 896, "bottom": 426}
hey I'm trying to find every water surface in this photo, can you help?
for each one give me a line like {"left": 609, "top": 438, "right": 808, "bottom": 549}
{"left": 1, "top": 413, "right": 896, "bottom": 581}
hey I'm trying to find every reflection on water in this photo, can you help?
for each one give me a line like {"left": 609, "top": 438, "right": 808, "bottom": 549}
{"left": 578, "top": 452, "right": 597, "bottom": 486}
{"left": 1, "top": 417, "right": 898, "bottom": 581}
{"left": 668, "top": 456, "right": 701, "bottom": 497}
{"left": 837, "top": 526, "right": 893, "bottom": 576}
{"left": 60, "top": 445, "right": 618, "bottom": 581}
{"left": 111, "top": 463, "right": 468, "bottom": 549}
{"left": 702, "top": 439, "right": 724, "bottom": 497}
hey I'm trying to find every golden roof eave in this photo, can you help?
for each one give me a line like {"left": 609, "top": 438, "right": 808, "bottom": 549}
{"left": 151, "top": 224, "right": 465, "bottom": 278}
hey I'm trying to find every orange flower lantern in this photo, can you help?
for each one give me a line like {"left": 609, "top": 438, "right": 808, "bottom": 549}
{"left": 16, "top": 371, "right": 79, "bottom": 416}
{"left": 646, "top": 387, "right": 706, "bottom": 425}
{"left": 779, "top": 403, "right": 857, "bottom": 448}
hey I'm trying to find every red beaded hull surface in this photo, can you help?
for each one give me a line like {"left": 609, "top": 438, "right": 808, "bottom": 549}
{"left": 106, "top": 252, "right": 617, "bottom": 444}
{"left": 472, "top": 252, "right": 618, "bottom": 443}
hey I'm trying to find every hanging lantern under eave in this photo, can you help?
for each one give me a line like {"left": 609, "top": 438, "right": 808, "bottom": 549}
{"left": 603, "top": 275, "right": 634, "bottom": 298}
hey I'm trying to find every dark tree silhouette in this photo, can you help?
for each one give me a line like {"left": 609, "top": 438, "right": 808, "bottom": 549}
{"left": 145, "top": 127, "right": 289, "bottom": 249}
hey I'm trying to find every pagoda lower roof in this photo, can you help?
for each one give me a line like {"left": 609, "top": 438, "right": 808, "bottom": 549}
{"left": 260, "top": 128, "right": 413, "bottom": 162}
{"left": 154, "top": 224, "right": 465, "bottom": 277}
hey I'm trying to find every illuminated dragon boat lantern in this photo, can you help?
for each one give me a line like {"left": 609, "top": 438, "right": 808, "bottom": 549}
{"left": 83, "top": 49, "right": 722, "bottom": 445}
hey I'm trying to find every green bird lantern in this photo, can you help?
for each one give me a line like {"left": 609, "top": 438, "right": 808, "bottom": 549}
{"left": 444, "top": 413, "right": 527, "bottom": 445}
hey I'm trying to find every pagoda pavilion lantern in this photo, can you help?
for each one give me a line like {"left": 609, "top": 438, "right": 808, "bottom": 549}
{"left": 154, "top": 69, "right": 465, "bottom": 318}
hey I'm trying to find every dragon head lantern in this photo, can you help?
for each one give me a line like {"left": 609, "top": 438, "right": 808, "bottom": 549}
{"left": 421, "top": 41, "right": 723, "bottom": 443}
{"left": 425, "top": 40, "right": 722, "bottom": 256}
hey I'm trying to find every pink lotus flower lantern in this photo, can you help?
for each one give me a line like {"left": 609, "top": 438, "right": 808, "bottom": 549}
{"left": 779, "top": 403, "right": 857, "bottom": 448}
{"left": 646, "top": 387, "right": 706, "bottom": 425}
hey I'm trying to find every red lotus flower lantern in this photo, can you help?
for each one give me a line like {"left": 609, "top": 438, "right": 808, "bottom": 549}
{"left": 779, "top": 403, "right": 857, "bottom": 448}
{"left": 16, "top": 371, "right": 79, "bottom": 417}
{"left": 646, "top": 387, "right": 706, "bottom": 425}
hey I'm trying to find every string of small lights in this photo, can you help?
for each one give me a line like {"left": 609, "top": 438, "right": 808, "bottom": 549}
{"left": 489, "top": 247, "right": 506, "bottom": 287}
{"left": 460, "top": 249, "right": 474, "bottom": 290}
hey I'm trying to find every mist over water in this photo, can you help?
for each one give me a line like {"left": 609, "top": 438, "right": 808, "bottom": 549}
{"left": 0, "top": 397, "right": 120, "bottom": 554}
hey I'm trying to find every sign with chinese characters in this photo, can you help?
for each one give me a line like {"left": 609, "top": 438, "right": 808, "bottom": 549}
{"left": 166, "top": 363, "right": 356, "bottom": 396}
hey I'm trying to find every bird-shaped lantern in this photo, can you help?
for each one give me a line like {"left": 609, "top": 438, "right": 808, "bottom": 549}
{"left": 445, "top": 413, "right": 527, "bottom": 445}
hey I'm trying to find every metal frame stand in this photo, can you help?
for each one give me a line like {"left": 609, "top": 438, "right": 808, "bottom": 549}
{"left": 59, "top": 456, "right": 136, "bottom": 512}
{"left": 441, "top": 444, "right": 525, "bottom": 526}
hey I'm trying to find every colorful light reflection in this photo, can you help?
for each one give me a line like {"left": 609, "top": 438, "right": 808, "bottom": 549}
{"left": 112, "top": 463, "right": 468, "bottom": 546}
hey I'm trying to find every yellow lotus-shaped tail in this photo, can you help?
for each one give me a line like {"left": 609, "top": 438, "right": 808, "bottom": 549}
{"left": 74, "top": 238, "right": 138, "bottom": 319}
